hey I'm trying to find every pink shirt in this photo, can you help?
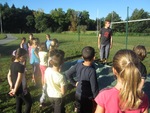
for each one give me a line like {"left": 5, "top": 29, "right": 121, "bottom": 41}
{"left": 95, "top": 87, "right": 149, "bottom": 113}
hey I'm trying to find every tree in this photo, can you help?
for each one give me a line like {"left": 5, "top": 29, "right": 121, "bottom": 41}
{"left": 34, "top": 9, "right": 49, "bottom": 32}
{"left": 26, "top": 15, "right": 35, "bottom": 32}
{"left": 129, "top": 8, "right": 150, "bottom": 33}
{"left": 105, "top": 11, "right": 123, "bottom": 32}
{"left": 50, "top": 8, "right": 66, "bottom": 32}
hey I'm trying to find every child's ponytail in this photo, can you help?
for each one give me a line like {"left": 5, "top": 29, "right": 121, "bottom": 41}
{"left": 113, "top": 49, "right": 143, "bottom": 110}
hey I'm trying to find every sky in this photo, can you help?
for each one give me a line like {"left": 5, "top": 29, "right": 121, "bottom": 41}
{"left": 1, "top": 0, "right": 150, "bottom": 20}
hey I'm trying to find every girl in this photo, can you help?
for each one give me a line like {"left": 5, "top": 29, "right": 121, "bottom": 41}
{"left": 7, "top": 48, "right": 32, "bottom": 113}
{"left": 30, "top": 38, "right": 40, "bottom": 85}
{"left": 20, "top": 37, "right": 28, "bottom": 51}
{"left": 38, "top": 42, "right": 48, "bottom": 85}
{"left": 94, "top": 49, "right": 149, "bottom": 113}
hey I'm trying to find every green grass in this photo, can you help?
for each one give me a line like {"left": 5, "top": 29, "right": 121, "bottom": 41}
{"left": 0, "top": 33, "right": 150, "bottom": 113}
{"left": 0, "top": 34, "right": 6, "bottom": 40}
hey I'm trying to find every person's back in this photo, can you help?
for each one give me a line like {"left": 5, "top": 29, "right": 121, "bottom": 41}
{"left": 133, "top": 45, "right": 147, "bottom": 90}
{"left": 44, "top": 49, "right": 65, "bottom": 113}
{"left": 66, "top": 46, "right": 98, "bottom": 113}
{"left": 95, "top": 49, "right": 149, "bottom": 113}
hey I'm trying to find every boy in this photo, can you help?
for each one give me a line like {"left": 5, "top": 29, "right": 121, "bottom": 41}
{"left": 98, "top": 20, "right": 113, "bottom": 64}
{"left": 133, "top": 45, "right": 147, "bottom": 90}
{"left": 44, "top": 49, "right": 66, "bottom": 113}
{"left": 66, "top": 46, "right": 99, "bottom": 113}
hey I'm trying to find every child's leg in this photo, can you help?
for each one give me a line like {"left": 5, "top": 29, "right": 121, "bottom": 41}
{"left": 40, "top": 85, "right": 47, "bottom": 104}
{"left": 53, "top": 98, "right": 62, "bottom": 113}
{"left": 16, "top": 96, "right": 23, "bottom": 113}
{"left": 22, "top": 92, "right": 32, "bottom": 113}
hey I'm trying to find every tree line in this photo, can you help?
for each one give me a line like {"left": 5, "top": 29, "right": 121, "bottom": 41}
{"left": 0, "top": 3, "right": 150, "bottom": 33}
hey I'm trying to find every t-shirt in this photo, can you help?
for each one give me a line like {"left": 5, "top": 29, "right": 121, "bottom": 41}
{"left": 10, "top": 62, "right": 25, "bottom": 95}
{"left": 30, "top": 48, "right": 40, "bottom": 64}
{"left": 38, "top": 51, "right": 48, "bottom": 66}
{"left": 140, "top": 62, "right": 147, "bottom": 79}
{"left": 45, "top": 40, "right": 51, "bottom": 50}
{"left": 95, "top": 87, "right": 149, "bottom": 113}
{"left": 45, "top": 67, "right": 66, "bottom": 98}
{"left": 100, "top": 27, "right": 112, "bottom": 45}
{"left": 66, "top": 62, "right": 99, "bottom": 99}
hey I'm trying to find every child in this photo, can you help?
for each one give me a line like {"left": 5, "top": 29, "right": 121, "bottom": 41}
{"left": 38, "top": 43, "right": 48, "bottom": 107}
{"left": 20, "top": 37, "right": 28, "bottom": 67}
{"left": 66, "top": 46, "right": 99, "bottom": 113}
{"left": 48, "top": 39, "right": 59, "bottom": 67}
{"left": 30, "top": 38, "right": 40, "bottom": 85}
{"left": 38, "top": 42, "right": 48, "bottom": 85}
{"left": 20, "top": 37, "right": 28, "bottom": 51}
{"left": 94, "top": 49, "right": 149, "bottom": 113}
{"left": 44, "top": 49, "right": 66, "bottom": 113}
{"left": 133, "top": 45, "right": 147, "bottom": 91}
{"left": 49, "top": 39, "right": 59, "bottom": 52}
{"left": 28, "top": 33, "right": 34, "bottom": 58}
{"left": 7, "top": 48, "right": 32, "bottom": 113}
{"left": 45, "top": 34, "right": 51, "bottom": 50}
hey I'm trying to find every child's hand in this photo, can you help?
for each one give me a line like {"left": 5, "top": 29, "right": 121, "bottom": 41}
{"left": 75, "top": 82, "right": 78, "bottom": 87}
{"left": 9, "top": 89, "right": 15, "bottom": 96}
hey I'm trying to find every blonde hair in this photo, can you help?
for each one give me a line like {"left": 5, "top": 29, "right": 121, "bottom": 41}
{"left": 113, "top": 49, "right": 143, "bottom": 110}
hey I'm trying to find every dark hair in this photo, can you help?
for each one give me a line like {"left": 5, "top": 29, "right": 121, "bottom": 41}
{"left": 46, "top": 34, "right": 50, "bottom": 39}
{"left": 15, "top": 48, "right": 27, "bottom": 59}
{"left": 22, "top": 37, "right": 26, "bottom": 41}
{"left": 49, "top": 49, "right": 65, "bottom": 67}
{"left": 82, "top": 46, "right": 95, "bottom": 61}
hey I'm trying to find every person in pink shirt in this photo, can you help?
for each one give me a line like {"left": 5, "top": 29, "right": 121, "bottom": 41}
{"left": 95, "top": 49, "right": 149, "bottom": 113}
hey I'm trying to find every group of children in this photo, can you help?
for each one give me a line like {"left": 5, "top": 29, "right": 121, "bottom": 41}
{"left": 7, "top": 33, "right": 149, "bottom": 113}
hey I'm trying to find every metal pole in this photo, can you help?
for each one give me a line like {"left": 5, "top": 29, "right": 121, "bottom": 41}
{"left": 126, "top": 7, "right": 129, "bottom": 49}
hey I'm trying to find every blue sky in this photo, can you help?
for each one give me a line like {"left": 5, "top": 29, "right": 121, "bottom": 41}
{"left": 1, "top": 0, "right": 150, "bottom": 20}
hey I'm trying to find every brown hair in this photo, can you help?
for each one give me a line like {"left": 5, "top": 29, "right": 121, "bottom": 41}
{"left": 15, "top": 48, "right": 27, "bottom": 60}
{"left": 49, "top": 49, "right": 65, "bottom": 67}
{"left": 39, "top": 42, "right": 47, "bottom": 51}
{"left": 133, "top": 45, "right": 147, "bottom": 61}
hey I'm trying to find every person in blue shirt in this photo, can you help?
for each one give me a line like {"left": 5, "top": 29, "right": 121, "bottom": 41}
{"left": 45, "top": 34, "right": 51, "bottom": 50}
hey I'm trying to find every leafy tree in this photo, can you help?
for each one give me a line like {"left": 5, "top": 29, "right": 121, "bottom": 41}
{"left": 105, "top": 11, "right": 123, "bottom": 32}
{"left": 50, "top": 8, "right": 66, "bottom": 32}
{"left": 129, "top": 8, "right": 150, "bottom": 33}
{"left": 34, "top": 9, "right": 49, "bottom": 32}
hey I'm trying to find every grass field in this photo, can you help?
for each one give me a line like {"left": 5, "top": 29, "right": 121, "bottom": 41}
{"left": 0, "top": 33, "right": 150, "bottom": 113}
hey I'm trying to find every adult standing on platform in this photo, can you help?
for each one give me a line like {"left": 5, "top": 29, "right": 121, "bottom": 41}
{"left": 98, "top": 20, "right": 113, "bottom": 64}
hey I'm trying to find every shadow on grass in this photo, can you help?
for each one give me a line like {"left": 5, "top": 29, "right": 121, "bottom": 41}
{"left": 0, "top": 44, "right": 19, "bottom": 56}
{"left": 65, "top": 54, "right": 82, "bottom": 61}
